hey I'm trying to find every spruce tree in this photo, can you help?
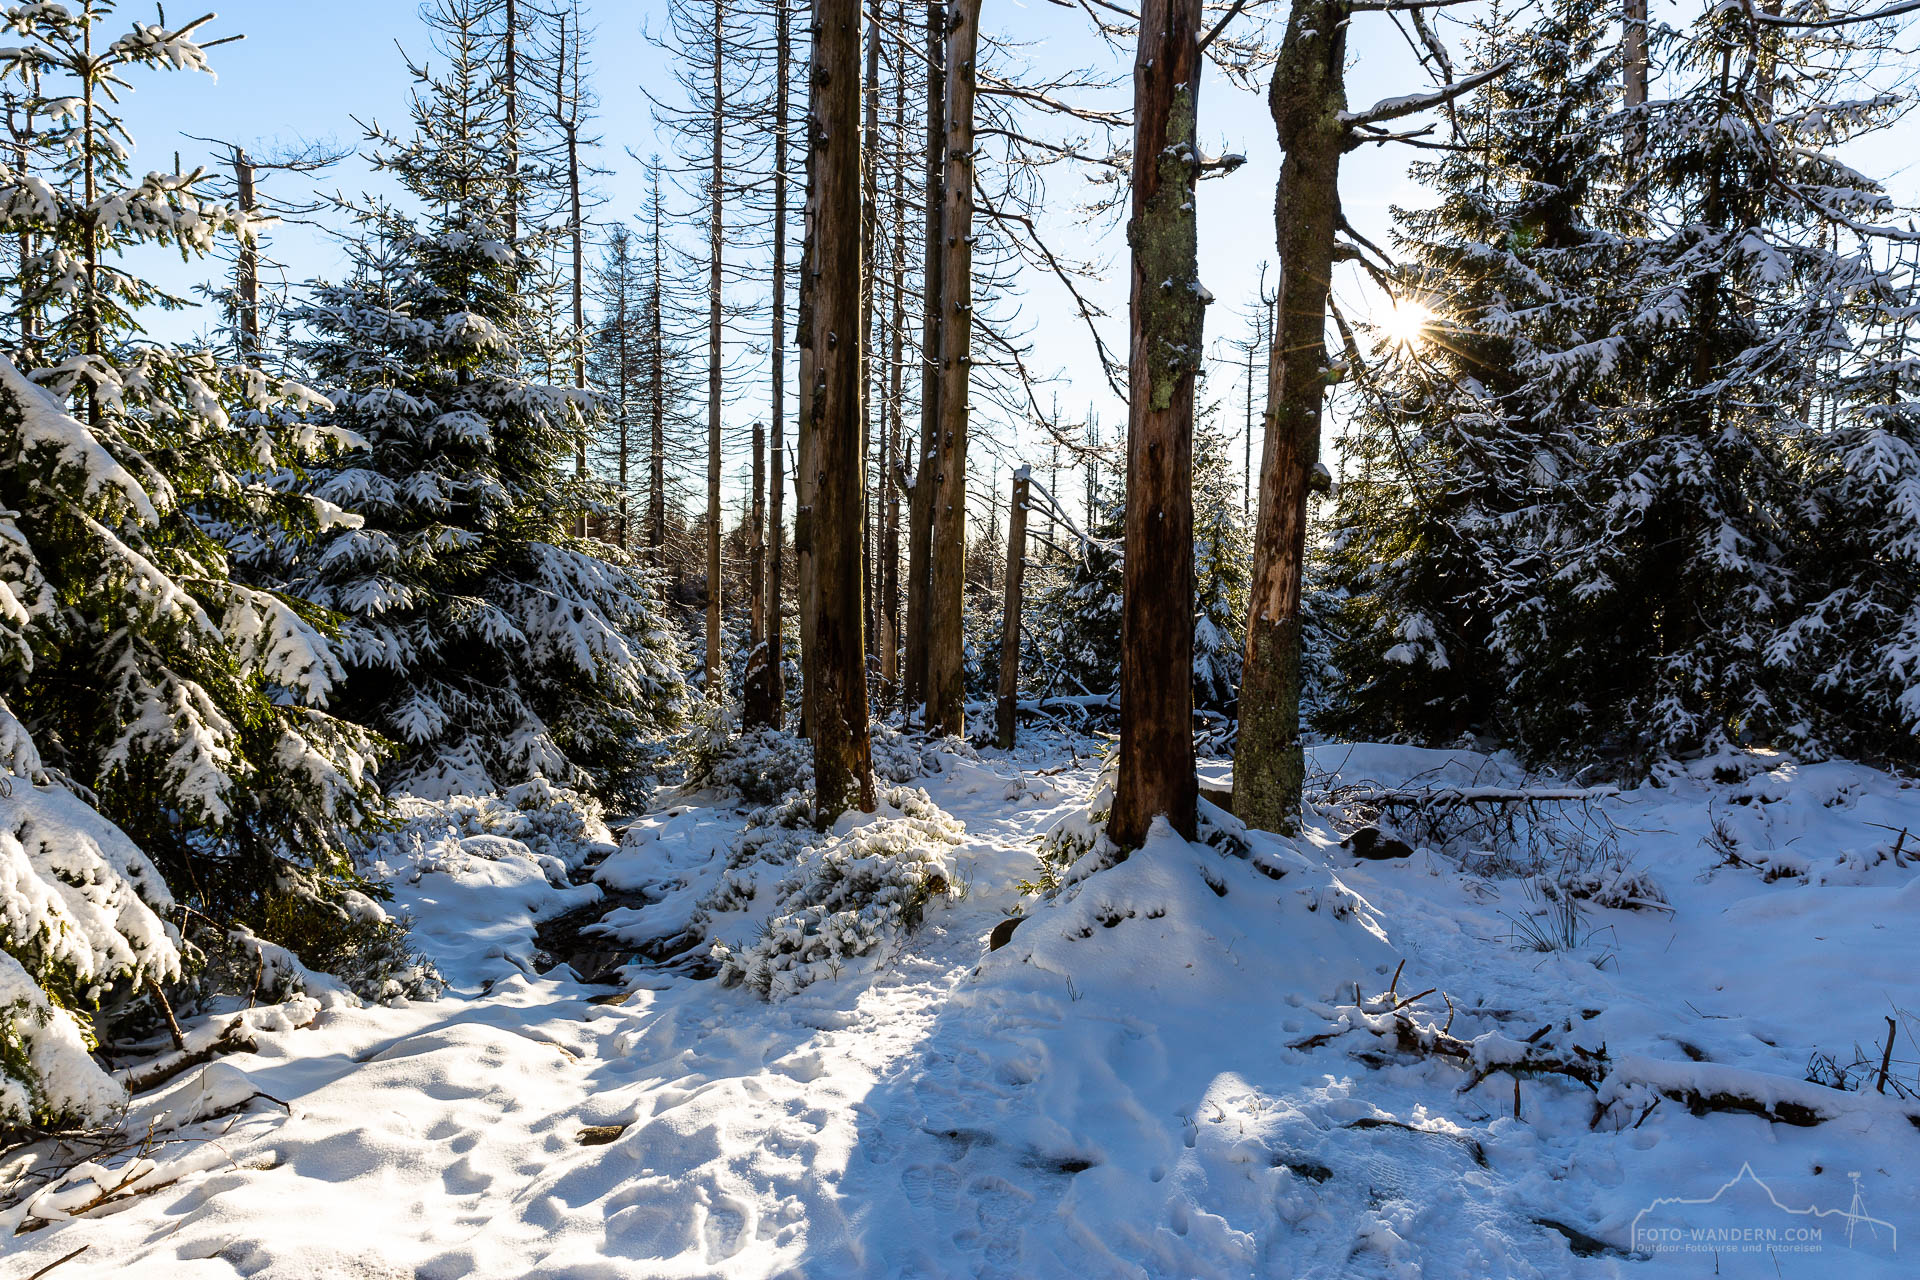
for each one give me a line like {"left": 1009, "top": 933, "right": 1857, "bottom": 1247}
{"left": 1324, "top": 0, "right": 1920, "bottom": 766}
{"left": 0, "top": 3, "right": 386, "bottom": 1117}
{"left": 285, "top": 1, "right": 684, "bottom": 801}
{"left": 1322, "top": 0, "right": 1617, "bottom": 746}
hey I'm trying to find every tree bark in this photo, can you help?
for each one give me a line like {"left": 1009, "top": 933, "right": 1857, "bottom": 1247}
{"left": 767, "top": 0, "right": 792, "bottom": 728}
{"left": 861, "top": 0, "right": 882, "bottom": 675}
{"left": 1109, "top": 0, "right": 1204, "bottom": 849}
{"left": 903, "top": 0, "right": 945, "bottom": 719}
{"left": 881, "top": 58, "right": 908, "bottom": 708}
{"left": 745, "top": 420, "right": 774, "bottom": 724}
{"left": 648, "top": 170, "right": 667, "bottom": 568}
{"left": 705, "top": 0, "right": 727, "bottom": 695}
{"left": 557, "top": 10, "right": 587, "bottom": 526}
{"left": 924, "top": 0, "right": 981, "bottom": 739}
{"left": 804, "top": 0, "right": 877, "bottom": 822}
{"left": 996, "top": 467, "right": 1029, "bottom": 749}
{"left": 1623, "top": 0, "right": 1648, "bottom": 156}
{"left": 505, "top": 0, "right": 519, "bottom": 250}
{"left": 234, "top": 149, "right": 258, "bottom": 362}
{"left": 1234, "top": 0, "right": 1348, "bottom": 834}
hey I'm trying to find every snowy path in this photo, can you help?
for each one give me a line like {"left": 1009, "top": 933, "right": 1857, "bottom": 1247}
{"left": 6, "top": 744, "right": 1919, "bottom": 1278}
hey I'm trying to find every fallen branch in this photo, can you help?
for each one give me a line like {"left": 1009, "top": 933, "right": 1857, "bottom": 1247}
{"left": 116, "top": 1018, "right": 259, "bottom": 1097}
{"left": 1297, "top": 1002, "right": 1920, "bottom": 1132}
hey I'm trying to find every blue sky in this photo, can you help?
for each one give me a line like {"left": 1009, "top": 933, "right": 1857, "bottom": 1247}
{"left": 113, "top": 1, "right": 1442, "bottom": 516}
{"left": 107, "top": 0, "right": 1920, "bottom": 521}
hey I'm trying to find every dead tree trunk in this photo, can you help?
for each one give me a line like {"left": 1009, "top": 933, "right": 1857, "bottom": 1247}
{"left": 234, "top": 149, "right": 258, "bottom": 362}
{"left": 924, "top": 0, "right": 980, "bottom": 739}
{"left": 767, "top": 0, "right": 792, "bottom": 727}
{"left": 881, "top": 58, "right": 908, "bottom": 708}
{"left": 557, "top": 9, "right": 589, "bottom": 534}
{"left": 1623, "top": 0, "right": 1648, "bottom": 155}
{"left": 705, "top": 0, "right": 727, "bottom": 695}
{"left": 505, "top": 0, "right": 519, "bottom": 250}
{"left": 648, "top": 171, "right": 667, "bottom": 568}
{"left": 861, "top": 0, "right": 882, "bottom": 676}
{"left": 745, "top": 421, "right": 775, "bottom": 724}
{"left": 804, "top": 0, "right": 876, "bottom": 822}
{"left": 1234, "top": 0, "right": 1348, "bottom": 834}
{"left": 996, "top": 466, "right": 1030, "bottom": 749}
{"left": 796, "top": 57, "right": 819, "bottom": 744}
{"left": 1109, "top": 0, "right": 1204, "bottom": 849}
{"left": 903, "top": 0, "right": 945, "bottom": 719}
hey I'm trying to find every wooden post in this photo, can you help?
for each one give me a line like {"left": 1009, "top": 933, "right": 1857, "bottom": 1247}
{"left": 996, "top": 467, "right": 1030, "bottom": 749}
{"left": 925, "top": 0, "right": 981, "bottom": 738}
{"left": 1109, "top": 0, "right": 1204, "bottom": 849}
{"left": 804, "top": 0, "right": 877, "bottom": 823}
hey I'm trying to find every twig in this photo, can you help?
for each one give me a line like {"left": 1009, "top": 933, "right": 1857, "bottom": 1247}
{"left": 26, "top": 1246, "right": 89, "bottom": 1279}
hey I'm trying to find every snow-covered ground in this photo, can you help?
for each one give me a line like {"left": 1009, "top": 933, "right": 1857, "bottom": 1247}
{"left": 6, "top": 738, "right": 1918, "bottom": 1278}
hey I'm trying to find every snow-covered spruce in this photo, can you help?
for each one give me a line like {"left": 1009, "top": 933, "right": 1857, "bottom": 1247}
{"left": 279, "top": 17, "right": 684, "bottom": 803}
{"left": 1323, "top": 0, "right": 1920, "bottom": 766}
{"left": 0, "top": 721, "right": 182, "bottom": 1128}
{"left": 0, "top": 4, "right": 399, "bottom": 1095}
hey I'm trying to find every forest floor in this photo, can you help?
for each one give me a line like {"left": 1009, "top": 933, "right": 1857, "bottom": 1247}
{"left": 5, "top": 736, "right": 1920, "bottom": 1279}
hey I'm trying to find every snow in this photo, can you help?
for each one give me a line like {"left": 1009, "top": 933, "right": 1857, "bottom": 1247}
{"left": 5, "top": 738, "right": 1919, "bottom": 1277}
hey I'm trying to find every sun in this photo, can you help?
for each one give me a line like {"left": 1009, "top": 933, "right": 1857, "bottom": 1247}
{"left": 1378, "top": 298, "right": 1433, "bottom": 347}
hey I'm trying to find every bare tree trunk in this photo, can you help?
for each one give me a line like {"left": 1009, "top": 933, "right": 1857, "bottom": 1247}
{"left": 234, "top": 149, "right": 259, "bottom": 362}
{"left": 996, "top": 467, "right": 1029, "bottom": 749}
{"left": 881, "top": 63, "right": 908, "bottom": 708}
{"left": 862, "top": 0, "right": 882, "bottom": 677}
{"left": 796, "top": 48, "right": 819, "bottom": 744}
{"left": 1109, "top": 0, "right": 1204, "bottom": 849}
{"left": 925, "top": 0, "right": 980, "bottom": 738}
{"left": 617, "top": 254, "right": 631, "bottom": 548}
{"left": 569, "top": 132, "right": 586, "bottom": 477}
{"left": 705, "top": 0, "right": 727, "bottom": 695}
{"left": 505, "top": 0, "right": 519, "bottom": 249}
{"left": 1623, "top": 0, "right": 1648, "bottom": 155}
{"left": 649, "top": 172, "right": 667, "bottom": 568}
{"left": 903, "top": 0, "right": 945, "bottom": 719}
{"left": 1234, "top": 0, "right": 1348, "bottom": 834}
{"left": 10, "top": 97, "right": 34, "bottom": 358}
{"left": 767, "top": 0, "right": 791, "bottom": 728}
{"left": 745, "top": 421, "right": 775, "bottom": 724}
{"left": 804, "top": 0, "right": 877, "bottom": 822}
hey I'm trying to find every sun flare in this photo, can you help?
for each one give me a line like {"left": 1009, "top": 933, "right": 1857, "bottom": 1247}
{"left": 1378, "top": 298, "right": 1433, "bottom": 347}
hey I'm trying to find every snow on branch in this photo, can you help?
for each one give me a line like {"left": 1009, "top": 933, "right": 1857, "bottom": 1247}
{"left": 1340, "top": 60, "right": 1512, "bottom": 129}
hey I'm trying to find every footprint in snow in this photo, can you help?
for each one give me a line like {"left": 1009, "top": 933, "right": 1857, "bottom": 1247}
{"left": 901, "top": 1163, "right": 961, "bottom": 1211}
{"left": 703, "top": 1200, "right": 750, "bottom": 1262}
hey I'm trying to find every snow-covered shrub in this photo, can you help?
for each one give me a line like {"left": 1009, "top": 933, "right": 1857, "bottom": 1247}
{"left": 683, "top": 721, "right": 943, "bottom": 807}
{"left": 381, "top": 777, "right": 617, "bottom": 872}
{"left": 712, "top": 787, "right": 965, "bottom": 998}
{"left": 0, "top": 722, "right": 183, "bottom": 1128}
{"left": 220, "top": 893, "right": 439, "bottom": 1008}
{"left": 1027, "top": 759, "right": 1119, "bottom": 897}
